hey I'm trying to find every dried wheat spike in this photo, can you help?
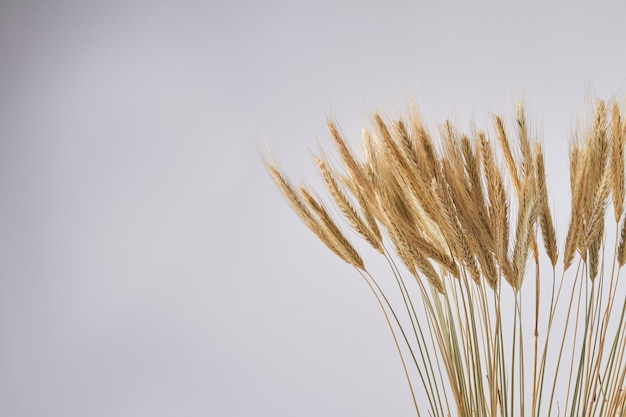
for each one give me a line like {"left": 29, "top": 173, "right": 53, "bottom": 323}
{"left": 619, "top": 217, "right": 626, "bottom": 267}
{"left": 495, "top": 115, "right": 522, "bottom": 197}
{"left": 534, "top": 144, "right": 558, "bottom": 266}
{"left": 579, "top": 170, "right": 612, "bottom": 255}
{"left": 479, "top": 131, "right": 510, "bottom": 266}
{"left": 316, "top": 154, "right": 384, "bottom": 254}
{"left": 264, "top": 161, "right": 320, "bottom": 233}
{"left": 516, "top": 103, "right": 533, "bottom": 180}
{"left": 611, "top": 101, "right": 625, "bottom": 223}
{"left": 299, "top": 185, "right": 365, "bottom": 270}
{"left": 511, "top": 176, "right": 540, "bottom": 291}
{"left": 328, "top": 120, "right": 378, "bottom": 215}
{"left": 564, "top": 138, "right": 591, "bottom": 270}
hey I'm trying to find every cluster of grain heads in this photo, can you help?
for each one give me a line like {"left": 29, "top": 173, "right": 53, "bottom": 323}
{"left": 565, "top": 100, "right": 626, "bottom": 274}
{"left": 265, "top": 105, "right": 559, "bottom": 294}
{"left": 263, "top": 98, "right": 626, "bottom": 417}
{"left": 265, "top": 99, "right": 626, "bottom": 287}
{"left": 263, "top": 155, "right": 365, "bottom": 270}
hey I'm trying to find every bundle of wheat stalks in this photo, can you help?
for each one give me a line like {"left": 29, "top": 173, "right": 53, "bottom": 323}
{"left": 263, "top": 99, "right": 626, "bottom": 417}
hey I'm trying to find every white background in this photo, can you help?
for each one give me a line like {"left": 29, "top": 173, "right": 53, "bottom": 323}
{"left": 1, "top": 1, "right": 626, "bottom": 416}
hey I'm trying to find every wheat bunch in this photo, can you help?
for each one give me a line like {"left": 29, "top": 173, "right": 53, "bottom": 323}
{"left": 264, "top": 98, "right": 626, "bottom": 417}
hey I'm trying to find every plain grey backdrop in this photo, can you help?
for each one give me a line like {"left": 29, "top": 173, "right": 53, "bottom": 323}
{"left": 1, "top": 0, "right": 626, "bottom": 416}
